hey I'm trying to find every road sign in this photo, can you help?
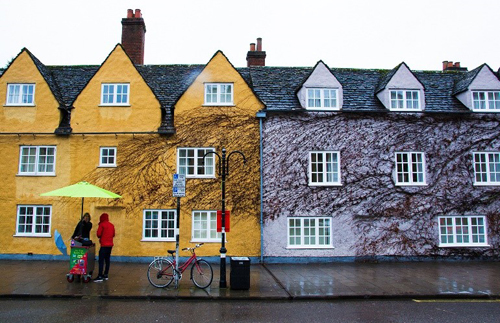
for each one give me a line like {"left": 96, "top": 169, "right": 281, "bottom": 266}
{"left": 217, "top": 210, "right": 230, "bottom": 232}
{"left": 173, "top": 174, "right": 186, "bottom": 197}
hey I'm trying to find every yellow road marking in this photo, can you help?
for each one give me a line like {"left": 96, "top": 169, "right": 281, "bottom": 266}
{"left": 413, "top": 299, "right": 500, "bottom": 303}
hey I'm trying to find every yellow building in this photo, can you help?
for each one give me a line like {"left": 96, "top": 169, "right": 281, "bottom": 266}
{"left": 0, "top": 39, "right": 263, "bottom": 260}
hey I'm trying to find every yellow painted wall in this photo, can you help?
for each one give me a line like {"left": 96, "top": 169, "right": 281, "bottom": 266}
{"left": 71, "top": 45, "right": 161, "bottom": 133}
{"left": 0, "top": 51, "right": 60, "bottom": 132}
{"left": 0, "top": 49, "right": 263, "bottom": 259}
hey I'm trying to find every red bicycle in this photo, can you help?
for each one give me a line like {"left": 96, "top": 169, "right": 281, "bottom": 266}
{"left": 147, "top": 243, "right": 213, "bottom": 289}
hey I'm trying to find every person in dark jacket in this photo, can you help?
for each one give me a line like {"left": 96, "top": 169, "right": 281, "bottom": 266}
{"left": 94, "top": 213, "right": 115, "bottom": 282}
{"left": 71, "top": 212, "right": 92, "bottom": 240}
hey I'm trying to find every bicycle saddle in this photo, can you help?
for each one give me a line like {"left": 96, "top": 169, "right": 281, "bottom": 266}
{"left": 167, "top": 250, "right": 176, "bottom": 255}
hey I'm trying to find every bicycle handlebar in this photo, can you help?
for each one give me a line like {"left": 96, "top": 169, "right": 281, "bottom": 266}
{"left": 181, "top": 243, "right": 204, "bottom": 252}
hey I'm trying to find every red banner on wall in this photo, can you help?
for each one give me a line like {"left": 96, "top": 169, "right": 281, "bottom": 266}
{"left": 217, "top": 210, "right": 230, "bottom": 232}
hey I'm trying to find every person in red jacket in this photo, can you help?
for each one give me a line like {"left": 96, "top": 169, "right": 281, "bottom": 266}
{"left": 94, "top": 213, "right": 115, "bottom": 282}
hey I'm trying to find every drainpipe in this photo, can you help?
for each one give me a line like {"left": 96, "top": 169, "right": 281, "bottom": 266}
{"left": 256, "top": 110, "right": 267, "bottom": 263}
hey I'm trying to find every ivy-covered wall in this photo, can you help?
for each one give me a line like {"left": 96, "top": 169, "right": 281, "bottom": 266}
{"left": 262, "top": 111, "right": 500, "bottom": 259}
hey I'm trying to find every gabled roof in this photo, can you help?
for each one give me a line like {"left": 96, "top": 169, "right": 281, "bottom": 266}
{"left": 375, "top": 62, "right": 425, "bottom": 94}
{"left": 452, "top": 63, "right": 500, "bottom": 95}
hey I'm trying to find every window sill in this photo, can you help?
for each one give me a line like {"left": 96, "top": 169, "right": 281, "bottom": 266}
{"left": 286, "top": 246, "right": 335, "bottom": 249}
{"left": 4, "top": 104, "right": 36, "bottom": 107}
{"left": 17, "top": 173, "right": 56, "bottom": 177}
{"left": 141, "top": 239, "right": 176, "bottom": 242}
{"left": 98, "top": 165, "right": 117, "bottom": 168}
{"left": 473, "top": 183, "right": 500, "bottom": 187}
{"left": 14, "top": 234, "right": 51, "bottom": 238}
{"left": 202, "top": 104, "right": 235, "bottom": 107}
{"left": 99, "top": 104, "right": 131, "bottom": 107}
{"left": 388, "top": 109, "right": 424, "bottom": 112}
{"left": 191, "top": 239, "right": 224, "bottom": 243}
{"left": 185, "top": 176, "right": 217, "bottom": 179}
{"left": 309, "top": 183, "right": 342, "bottom": 187}
{"left": 439, "top": 244, "right": 490, "bottom": 248}
{"left": 395, "top": 183, "right": 427, "bottom": 187}
{"left": 305, "top": 108, "right": 341, "bottom": 111}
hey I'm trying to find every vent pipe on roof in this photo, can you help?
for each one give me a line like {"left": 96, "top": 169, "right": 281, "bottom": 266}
{"left": 121, "top": 9, "right": 146, "bottom": 65}
{"left": 247, "top": 38, "right": 266, "bottom": 67}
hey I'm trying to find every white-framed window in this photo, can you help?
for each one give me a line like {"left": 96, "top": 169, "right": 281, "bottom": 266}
{"left": 18, "top": 146, "right": 56, "bottom": 176}
{"left": 142, "top": 209, "right": 176, "bottom": 241}
{"left": 288, "top": 217, "right": 332, "bottom": 248}
{"left": 438, "top": 215, "right": 488, "bottom": 247}
{"left": 101, "top": 83, "right": 130, "bottom": 105}
{"left": 309, "top": 151, "right": 341, "bottom": 186}
{"left": 395, "top": 152, "right": 426, "bottom": 185}
{"left": 204, "top": 83, "right": 233, "bottom": 106}
{"left": 15, "top": 205, "right": 51, "bottom": 237}
{"left": 473, "top": 152, "right": 500, "bottom": 185}
{"left": 306, "top": 88, "right": 339, "bottom": 110}
{"left": 177, "top": 147, "right": 215, "bottom": 178}
{"left": 192, "top": 210, "right": 221, "bottom": 242}
{"left": 99, "top": 147, "right": 117, "bottom": 167}
{"left": 390, "top": 90, "right": 420, "bottom": 110}
{"left": 6, "top": 83, "right": 35, "bottom": 106}
{"left": 472, "top": 91, "right": 500, "bottom": 111}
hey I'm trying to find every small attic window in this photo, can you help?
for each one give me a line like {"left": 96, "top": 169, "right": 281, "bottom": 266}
{"left": 389, "top": 90, "right": 421, "bottom": 111}
{"left": 101, "top": 83, "right": 130, "bottom": 106}
{"left": 204, "top": 83, "right": 234, "bottom": 106}
{"left": 6, "top": 84, "right": 35, "bottom": 106}
{"left": 306, "top": 88, "right": 339, "bottom": 110}
{"left": 472, "top": 91, "right": 500, "bottom": 111}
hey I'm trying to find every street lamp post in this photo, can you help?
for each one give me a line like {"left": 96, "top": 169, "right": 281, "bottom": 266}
{"left": 204, "top": 148, "right": 246, "bottom": 288}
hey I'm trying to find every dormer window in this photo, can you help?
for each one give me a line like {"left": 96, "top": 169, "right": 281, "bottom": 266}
{"left": 6, "top": 84, "right": 35, "bottom": 106}
{"left": 204, "top": 83, "right": 233, "bottom": 106}
{"left": 306, "top": 88, "right": 339, "bottom": 110}
{"left": 101, "top": 83, "right": 129, "bottom": 106}
{"left": 390, "top": 90, "right": 420, "bottom": 110}
{"left": 472, "top": 91, "right": 500, "bottom": 111}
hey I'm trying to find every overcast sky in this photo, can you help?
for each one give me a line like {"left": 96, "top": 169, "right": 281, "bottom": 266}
{"left": 2, "top": 0, "right": 500, "bottom": 71}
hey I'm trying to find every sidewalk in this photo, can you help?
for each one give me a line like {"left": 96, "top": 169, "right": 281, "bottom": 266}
{"left": 1, "top": 259, "right": 499, "bottom": 300}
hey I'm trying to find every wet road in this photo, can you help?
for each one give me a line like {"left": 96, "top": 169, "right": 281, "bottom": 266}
{"left": 1, "top": 298, "right": 500, "bottom": 322}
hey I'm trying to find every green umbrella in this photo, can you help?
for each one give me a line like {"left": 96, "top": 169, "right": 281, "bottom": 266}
{"left": 41, "top": 181, "right": 121, "bottom": 220}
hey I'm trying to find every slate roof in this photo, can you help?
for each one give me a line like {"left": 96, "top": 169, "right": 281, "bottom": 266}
{"left": 248, "top": 66, "right": 470, "bottom": 113}
{"left": 2, "top": 46, "right": 496, "bottom": 134}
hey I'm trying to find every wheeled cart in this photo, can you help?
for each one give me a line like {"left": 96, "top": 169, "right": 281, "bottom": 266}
{"left": 66, "top": 240, "right": 95, "bottom": 283}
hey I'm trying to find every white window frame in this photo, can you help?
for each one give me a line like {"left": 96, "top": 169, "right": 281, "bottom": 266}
{"left": 438, "top": 215, "right": 489, "bottom": 247}
{"left": 177, "top": 147, "right": 215, "bottom": 178}
{"left": 394, "top": 152, "right": 426, "bottom": 186}
{"left": 472, "top": 152, "right": 500, "bottom": 185}
{"left": 6, "top": 83, "right": 35, "bottom": 106}
{"left": 287, "top": 217, "right": 333, "bottom": 249}
{"left": 389, "top": 90, "right": 421, "bottom": 111}
{"left": 204, "top": 83, "right": 234, "bottom": 106}
{"left": 15, "top": 205, "right": 52, "bottom": 237}
{"left": 142, "top": 209, "right": 176, "bottom": 241}
{"left": 100, "top": 83, "right": 130, "bottom": 106}
{"left": 306, "top": 88, "right": 339, "bottom": 110}
{"left": 18, "top": 146, "right": 56, "bottom": 176}
{"left": 472, "top": 91, "right": 500, "bottom": 112}
{"left": 192, "top": 210, "right": 222, "bottom": 242}
{"left": 309, "top": 151, "right": 341, "bottom": 186}
{"left": 99, "top": 147, "right": 117, "bottom": 167}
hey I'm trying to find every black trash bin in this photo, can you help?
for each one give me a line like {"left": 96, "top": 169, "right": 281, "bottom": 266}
{"left": 230, "top": 257, "right": 250, "bottom": 290}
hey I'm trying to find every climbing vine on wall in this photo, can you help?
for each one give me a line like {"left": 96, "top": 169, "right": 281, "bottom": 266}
{"left": 85, "top": 106, "right": 260, "bottom": 224}
{"left": 262, "top": 112, "right": 500, "bottom": 257}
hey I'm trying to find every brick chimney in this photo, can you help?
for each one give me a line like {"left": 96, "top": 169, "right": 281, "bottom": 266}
{"left": 246, "top": 38, "right": 266, "bottom": 67}
{"left": 442, "top": 60, "right": 467, "bottom": 72}
{"left": 121, "top": 9, "right": 146, "bottom": 65}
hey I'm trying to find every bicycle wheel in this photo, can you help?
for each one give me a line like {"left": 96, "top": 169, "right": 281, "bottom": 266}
{"left": 147, "top": 258, "right": 174, "bottom": 288}
{"left": 191, "top": 259, "right": 213, "bottom": 289}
